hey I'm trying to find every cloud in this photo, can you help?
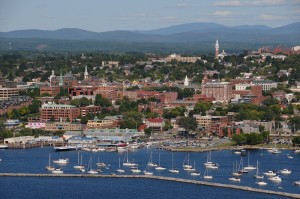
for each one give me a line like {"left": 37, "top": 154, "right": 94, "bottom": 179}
{"left": 293, "top": 0, "right": 300, "bottom": 3}
{"left": 247, "top": 0, "right": 285, "bottom": 6}
{"left": 176, "top": 2, "right": 188, "bottom": 8}
{"left": 158, "top": 16, "right": 177, "bottom": 21}
{"left": 259, "top": 14, "right": 285, "bottom": 20}
{"left": 214, "top": 1, "right": 242, "bottom": 7}
{"left": 214, "top": 11, "right": 232, "bottom": 16}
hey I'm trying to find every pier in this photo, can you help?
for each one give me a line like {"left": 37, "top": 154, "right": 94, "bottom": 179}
{"left": 1, "top": 173, "right": 299, "bottom": 198}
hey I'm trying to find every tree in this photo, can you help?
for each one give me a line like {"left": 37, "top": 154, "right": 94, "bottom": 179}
{"left": 94, "top": 94, "right": 111, "bottom": 107}
{"left": 178, "top": 117, "right": 198, "bottom": 132}
{"left": 292, "top": 136, "right": 300, "bottom": 146}
{"left": 232, "top": 134, "right": 247, "bottom": 145}
{"left": 246, "top": 133, "right": 263, "bottom": 145}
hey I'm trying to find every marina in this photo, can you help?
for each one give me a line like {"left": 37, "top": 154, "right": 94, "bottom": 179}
{"left": 0, "top": 146, "right": 300, "bottom": 198}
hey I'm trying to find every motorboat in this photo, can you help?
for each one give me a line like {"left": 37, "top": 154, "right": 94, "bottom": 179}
{"left": 229, "top": 177, "right": 241, "bottom": 182}
{"left": 263, "top": 170, "right": 276, "bottom": 177}
{"left": 53, "top": 158, "right": 69, "bottom": 165}
{"left": 87, "top": 169, "right": 98, "bottom": 174}
{"left": 169, "top": 169, "right": 179, "bottom": 173}
{"left": 294, "top": 181, "right": 300, "bottom": 186}
{"left": 51, "top": 168, "right": 63, "bottom": 174}
{"left": 53, "top": 146, "right": 78, "bottom": 151}
{"left": 256, "top": 181, "right": 267, "bottom": 186}
{"left": 191, "top": 172, "right": 201, "bottom": 176}
{"left": 130, "top": 167, "right": 141, "bottom": 173}
{"left": 280, "top": 169, "right": 291, "bottom": 175}
{"left": 268, "top": 175, "right": 282, "bottom": 182}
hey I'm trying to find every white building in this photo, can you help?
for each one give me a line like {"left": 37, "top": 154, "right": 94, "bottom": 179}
{"left": 251, "top": 80, "right": 277, "bottom": 91}
{"left": 235, "top": 83, "right": 251, "bottom": 91}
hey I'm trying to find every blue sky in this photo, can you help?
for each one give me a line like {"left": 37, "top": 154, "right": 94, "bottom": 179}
{"left": 0, "top": 0, "right": 299, "bottom": 32}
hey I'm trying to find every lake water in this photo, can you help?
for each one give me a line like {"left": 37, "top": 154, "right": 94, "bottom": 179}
{"left": 0, "top": 147, "right": 299, "bottom": 198}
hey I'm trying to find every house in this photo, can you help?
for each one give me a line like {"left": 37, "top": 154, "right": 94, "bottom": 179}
{"left": 145, "top": 118, "right": 165, "bottom": 132}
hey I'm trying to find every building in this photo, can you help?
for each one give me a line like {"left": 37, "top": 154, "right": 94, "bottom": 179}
{"left": 79, "top": 105, "right": 101, "bottom": 117}
{"left": 251, "top": 80, "right": 277, "bottom": 91}
{"left": 0, "top": 87, "right": 19, "bottom": 100}
{"left": 45, "top": 122, "right": 84, "bottom": 131}
{"left": 39, "top": 102, "right": 80, "bottom": 122}
{"left": 94, "top": 85, "right": 118, "bottom": 101}
{"left": 87, "top": 117, "right": 115, "bottom": 129}
{"left": 145, "top": 118, "right": 165, "bottom": 132}
{"left": 102, "top": 61, "right": 119, "bottom": 67}
{"left": 85, "top": 128, "right": 139, "bottom": 141}
{"left": 193, "top": 114, "right": 228, "bottom": 136}
{"left": 201, "top": 80, "right": 232, "bottom": 102}
{"left": 49, "top": 70, "right": 77, "bottom": 87}
{"left": 40, "top": 86, "right": 60, "bottom": 96}
{"left": 215, "top": 40, "right": 219, "bottom": 59}
{"left": 166, "top": 53, "right": 201, "bottom": 63}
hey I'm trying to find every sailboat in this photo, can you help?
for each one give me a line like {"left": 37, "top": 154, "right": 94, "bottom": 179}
{"left": 254, "top": 160, "right": 264, "bottom": 179}
{"left": 123, "top": 150, "right": 138, "bottom": 167}
{"left": 74, "top": 152, "right": 85, "bottom": 170}
{"left": 96, "top": 156, "right": 107, "bottom": 167}
{"left": 232, "top": 160, "right": 242, "bottom": 177}
{"left": 238, "top": 157, "right": 248, "bottom": 173}
{"left": 147, "top": 151, "right": 158, "bottom": 167}
{"left": 190, "top": 161, "right": 200, "bottom": 176}
{"left": 204, "top": 150, "right": 219, "bottom": 169}
{"left": 87, "top": 156, "right": 98, "bottom": 174}
{"left": 243, "top": 151, "right": 256, "bottom": 170}
{"left": 183, "top": 154, "right": 193, "bottom": 169}
{"left": 229, "top": 162, "right": 241, "bottom": 182}
{"left": 143, "top": 163, "right": 154, "bottom": 175}
{"left": 203, "top": 168, "right": 213, "bottom": 179}
{"left": 45, "top": 153, "right": 55, "bottom": 171}
{"left": 155, "top": 153, "right": 166, "bottom": 170}
{"left": 169, "top": 153, "right": 179, "bottom": 173}
{"left": 116, "top": 157, "right": 125, "bottom": 173}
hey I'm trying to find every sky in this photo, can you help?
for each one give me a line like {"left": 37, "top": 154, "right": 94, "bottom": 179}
{"left": 0, "top": 0, "right": 299, "bottom": 32}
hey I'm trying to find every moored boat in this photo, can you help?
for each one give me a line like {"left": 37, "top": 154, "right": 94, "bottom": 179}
{"left": 53, "top": 158, "right": 69, "bottom": 165}
{"left": 268, "top": 175, "right": 282, "bottom": 182}
{"left": 51, "top": 168, "right": 63, "bottom": 174}
{"left": 280, "top": 169, "right": 291, "bottom": 175}
{"left": 263, "top": 170, "right": 276, "bottom": 177}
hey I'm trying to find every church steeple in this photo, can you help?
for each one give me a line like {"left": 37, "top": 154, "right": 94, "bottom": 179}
{"left": 184, "top": 75, "right": 189, "bottom": 86}
{"left": 59, "top": 69, "right": 63, "bottom": 86}
{"left": 84, "top": 65, "right": 89, "bottom": 80}
{"left": 215, "top": 40, "right": 219, "bottom": 59}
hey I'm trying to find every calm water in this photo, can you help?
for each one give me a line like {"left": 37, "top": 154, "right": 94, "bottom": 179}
{"left": 0, "top": 147, "right": 299, "bottom": 198}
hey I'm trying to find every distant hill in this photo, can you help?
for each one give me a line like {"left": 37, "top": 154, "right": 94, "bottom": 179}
{"left": 0, "top": 22, "right": 299, "bottom": 52}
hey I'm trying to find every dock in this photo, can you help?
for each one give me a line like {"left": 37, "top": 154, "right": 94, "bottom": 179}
{"left": 0, "top": 173, "right": 299, "bottom": 198}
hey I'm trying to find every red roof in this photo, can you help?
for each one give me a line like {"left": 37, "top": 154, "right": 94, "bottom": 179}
{"left": 147, "top": 118, "right": 164, "bottom": 123}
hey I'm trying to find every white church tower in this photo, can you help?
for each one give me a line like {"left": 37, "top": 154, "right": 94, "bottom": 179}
{"left": 184, "top": 75, "right": 189, "bottom": 86}
{"left": 215, "top": 40, "right": 219, "bottom": 59}
{"left": 84, "top": 65, "right": 89, "bottom": 80}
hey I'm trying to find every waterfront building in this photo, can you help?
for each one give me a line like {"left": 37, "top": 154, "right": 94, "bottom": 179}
{"left": 4, "top": 136, "right": 34, "bottom": 144}
{"left": 45, "top": 122, "right": 85, "bottom": 131}
{"left": 145, "top": 118, "right": 165, "bottom": 132}
{"left": 85, "top": 128, "right": 139, "bottom": 141}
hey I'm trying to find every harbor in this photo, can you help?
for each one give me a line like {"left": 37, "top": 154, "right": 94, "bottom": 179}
{"left": 1, "top": 173, "right": 299, "bottom": 198}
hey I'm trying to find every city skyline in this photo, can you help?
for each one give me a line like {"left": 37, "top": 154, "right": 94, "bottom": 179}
{"left": 0, "top": 0, "right": 300, "bottom": 32}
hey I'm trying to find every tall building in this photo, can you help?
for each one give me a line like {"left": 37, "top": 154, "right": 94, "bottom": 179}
{"left": 215, "top": 40, "right": 219, "bottom": 59}
{"left": 84, "top": 65, "right": 89, "bottom": 80}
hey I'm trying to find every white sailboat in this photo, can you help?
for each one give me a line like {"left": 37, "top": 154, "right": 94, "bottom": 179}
{"left": 123, "top": 150, "right": 138, "bottom": 167}
{"left": 254, "top": 160, "right": 264, "bottom": 179}
{"left": 87, "top": 156, "right": 98, "bottom": 174}
{"left": 204, "top": 150, "right": 219, "bottom": 169}
{"left": 45, "top": 153, "right": 55, "bottom": 171}
{"left": 74, "top": 152, "right": 85, "bottom": 170}
{"left": 203, "top": 168, "right": 213, "bottom": 179}
{"left": 232, "top": 160, "right": 242, "bottom": 177}
{"left": 183, "top": 154, "right": 193, "bottom": 169}
{"left": 169, "top": 153, "right": 179, "bottom": 173}
{"left": 143, "top": 164, "right": 154, "bottom": 175}
{"left": 116, "top": 157, "right": 125, "bottom": 173}
{"left": 147, "top": 151, "right": 158, "bottom": 167}
{"left": 243, "top": 151, "right": 256, "bottom": 170}
{"left": 229, "top": 162, "right": 241, "bottom": 182}
{"left": 155, "top": 153, "right": 166, "bottom": 170}
{"left": 96, "top": 156, "right": 107, "bottom": 167}
{"left": 190, "top": 161, "right": 200, "bottom": 176}
{"left": 238, "top": 157, "right": 248, "bottom": 173}
{"left": 53, "top": 158, "right": 69, "bottom": 165}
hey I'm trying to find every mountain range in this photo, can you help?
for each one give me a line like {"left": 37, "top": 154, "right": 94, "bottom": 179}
{"left": 0, "top": 22, "right": 299, "bottom": 43}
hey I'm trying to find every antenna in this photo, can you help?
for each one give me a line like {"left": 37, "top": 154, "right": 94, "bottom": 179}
{"left": 9, "top": 42, "right": 12, "bottom": 50}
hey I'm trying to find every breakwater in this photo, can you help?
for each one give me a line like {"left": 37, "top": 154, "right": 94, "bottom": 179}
{"left": 1, "top": 173, "right": 299, "bottom": 198}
